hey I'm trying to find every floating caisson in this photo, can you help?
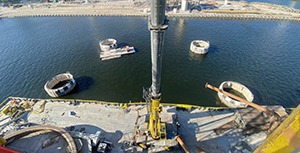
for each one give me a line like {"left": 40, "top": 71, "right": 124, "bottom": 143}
{"left": 190, "top": 40, "right": 210, "bottom": 54}
{"left": 44, "top": 72, "right": 76, "bottom": 97}
{"left": 218, "top": 81, "right": 254, "bottom": 108}
{"left": 99, "top": 39, "right": 118, "bottom": 52}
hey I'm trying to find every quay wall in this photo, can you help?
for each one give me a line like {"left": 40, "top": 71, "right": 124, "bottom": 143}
{"left": 0, "top": 96, "right": 235, "bottom": 111}
{"left": 1, "top": 97, "right": 295, "bottom": 113}
{"left": 1, "top": 12, "right": 300, "bottom": 22}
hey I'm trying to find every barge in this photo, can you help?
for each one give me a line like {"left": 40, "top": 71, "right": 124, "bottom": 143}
{"left": 1, "top": 0, "right": 299, "bottom": 151}
{"left": 0, "top": 96, "right": 298, "bottom": 153}
{"left": 99, "top": 39, "right": 135, "bottom": 60}
{"left": 100, "top": 46, "right": 135, "bottom": 60}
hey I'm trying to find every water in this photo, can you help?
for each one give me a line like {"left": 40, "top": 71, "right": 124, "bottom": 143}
{"left": 245, "top": 0, "right": 300, "bottom": 9}
{"left": 1, "top": 17, "right": 300, "bottom": 108}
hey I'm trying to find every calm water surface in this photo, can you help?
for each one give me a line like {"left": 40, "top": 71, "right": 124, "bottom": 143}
{"left": 0, "top": 17, "right": 300, "bottom": 108}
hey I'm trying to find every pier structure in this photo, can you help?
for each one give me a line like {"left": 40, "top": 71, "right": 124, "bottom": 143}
{"left": 1, "top": 1, "right": 300, "bottom": 22}
{"left": 2, "top": 13, "right": 300, "bottom": 22}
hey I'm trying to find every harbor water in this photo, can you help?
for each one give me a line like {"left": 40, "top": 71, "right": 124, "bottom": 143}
{"left": 1, "top": 17, "right": 300, "bottom": 108}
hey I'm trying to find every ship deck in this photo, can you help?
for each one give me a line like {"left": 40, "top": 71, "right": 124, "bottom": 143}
{"left": 100, "top": 47, "right": 135, "bottom": 60}
{"left": 0, "top": 97, "right": 289, "bottom": 152}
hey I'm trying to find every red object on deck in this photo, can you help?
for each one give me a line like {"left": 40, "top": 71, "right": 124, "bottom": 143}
{"left": 0, "top": 145, "right": 21, "bottom": 153}
{"left": 126, "top": 46, "right": 130, "bottom": 52}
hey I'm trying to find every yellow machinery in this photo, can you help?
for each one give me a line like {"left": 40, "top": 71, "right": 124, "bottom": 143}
{"left": 149, "top": 98, "right": 163, "bottom": 139}
{"left": 254, "top": 104, "right": 300, "bottom": 153}
{"left": 134, "top": 89, "right": 186, "bottom": 151}
{"left": 146, "top": 0, "right": 168, "bottom": 141}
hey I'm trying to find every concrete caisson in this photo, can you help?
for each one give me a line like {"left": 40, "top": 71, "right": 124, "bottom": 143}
{"left": 99, "top": 39, "right": 117, "bottom": 52}
{"left": 190, "top": 40, "right": 210, "bottom": 54}
{"left": 44, "top": 72, "right": 76, "bottom": 97}
{"left": 218, "top": 81, "right": 254, "bottom": 108}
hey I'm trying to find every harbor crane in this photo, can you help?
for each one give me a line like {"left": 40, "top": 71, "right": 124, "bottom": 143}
{"left": 133, "top": 0, "right": 189, "bottom": 151}
{"left": 148, "top": 0, "right": 168, "bottom": 140}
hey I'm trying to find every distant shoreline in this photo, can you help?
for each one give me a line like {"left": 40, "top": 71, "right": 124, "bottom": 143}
{"left": 2, "top": 13, "right": 300, "bottom": 22}
{"left": 1, "top": 1, "right": 300, "bottom": 22}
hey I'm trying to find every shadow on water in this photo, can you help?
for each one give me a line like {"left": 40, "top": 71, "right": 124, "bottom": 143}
{"left": 188, "top": 44, "right": 218, "bottom": 61}
{"left": 70, "top": 76, "right": 94, "bottom": 94}
{"left": 246, "top": 85, "right": 263, "bottom": 105}
{"left": 133, "top": 47, "right": 140, "bottom": 53}
{"left": 189, "top": 51, "right": 207, "bottom": 62}
{"left": 207, "top": 44, "right": 219, "bottom": 54}
{"left": 118, "top": 42, "right": 130, "bottom": 48}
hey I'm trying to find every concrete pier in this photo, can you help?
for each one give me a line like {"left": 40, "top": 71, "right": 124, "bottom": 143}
{"left": 0, "top": 1, "right": 300, "bottom": 22}
{"left": 2, "top": 12, "right": 299, "bottom": 22}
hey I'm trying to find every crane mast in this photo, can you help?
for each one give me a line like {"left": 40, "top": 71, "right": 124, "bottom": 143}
{"left": 148, "top": 0, "right": 168, "bottom": 139}
{"left": 137, "top": 1, "right": 189, "bottom": 151}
